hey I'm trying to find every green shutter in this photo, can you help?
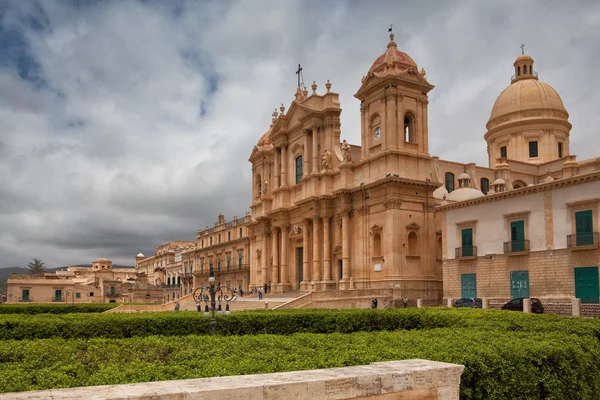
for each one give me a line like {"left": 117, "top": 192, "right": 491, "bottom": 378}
{"left": 575, "top": 267, "right": 599, "bottom": 304}
{"left": 461, "top": 228, "right": 473, "bottom": 257}
{"left": 575, "top": 210, "right": 594, "bottom": 246}
{"left": 461, "top": 273, "right": 476, "bottom": 298}
{"left": 510, "top": 220, "right": 525, "bottom": 252}
{"left": 510, "top": 271, "right": 529, "bottom": 299}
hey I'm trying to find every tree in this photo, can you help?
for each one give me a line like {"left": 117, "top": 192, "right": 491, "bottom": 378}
{"left": 27, "top": 258, "right": 46, "bottom": 275}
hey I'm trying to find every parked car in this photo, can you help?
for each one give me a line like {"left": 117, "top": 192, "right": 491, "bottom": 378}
{"left": 501, "top": 297, "right": 544, "bottom": 314}
{"left": 453, "top": 297, "right": 483, "bottom": 308}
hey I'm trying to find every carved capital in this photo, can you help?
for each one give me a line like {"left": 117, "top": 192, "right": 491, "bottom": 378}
{"left": 385, "top": 93, "right": 396, "bottom": 103}
{"left": 339, "top": 208, "right": 352, "bottom": 218}
{"left": 384, "top": 198, "right": 402, "bottom": 210}
{"left": 357, "top": 205, "right": 369, "bottom": 216}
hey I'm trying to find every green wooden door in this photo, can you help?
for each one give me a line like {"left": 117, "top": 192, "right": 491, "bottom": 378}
{"left": 461, "top": 273, "right": 476, "bottom": 298}
{"left": 110, "top": 286, "right": 115, "bottom": 295}
{"left": 510, "top": 271, "right": 529, "bottom": 299}
{"left": 54, "top": 289, "right": 62, "bottom": 301}
{"left": 21, "top": 289, "right": 29, "bottom": 302}
{"left": 510, "top": 220, "right": 525, "bottom": 252}
{"left": 575, "top": 210, "right": 594, "bottom": 246}
{"left": 461, "top": 228, "right": 473, "bottom": 257}
{"left": 575, "top": 267, "right": 599, "bottom": 304}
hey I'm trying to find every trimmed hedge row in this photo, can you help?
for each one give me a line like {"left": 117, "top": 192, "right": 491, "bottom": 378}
{"left": 0, "top": 303, "right": 118, "bottom": 314}
{"left": 0, "top": 328, "right": 599, "bottom": 399}
{"left": 1, "top": 308, "right": 599, "bottom": 340}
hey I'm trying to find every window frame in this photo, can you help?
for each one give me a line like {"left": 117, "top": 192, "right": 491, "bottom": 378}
{"left": 445, "top": 172, "right": 455, "bottom": 193}
{"left": 529, "top": 141, "right": 539, "bottom": 158}
{"left": 295, "top": 155, "right": 303, "bottom": 184}
{"left": 480, "top": 178, "right": 489, "bottom": 195}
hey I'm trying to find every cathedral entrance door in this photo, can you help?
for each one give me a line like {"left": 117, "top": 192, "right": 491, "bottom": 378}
{"left": 297, "top": 247, "right": 304, "bottom": 288}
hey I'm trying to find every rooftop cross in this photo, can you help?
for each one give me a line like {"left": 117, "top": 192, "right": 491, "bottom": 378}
{"left": 520, "top": 43, "right": 525, "bottom": 54}
{"left": 296, "top": 64, "right": 303, "bottom": 88}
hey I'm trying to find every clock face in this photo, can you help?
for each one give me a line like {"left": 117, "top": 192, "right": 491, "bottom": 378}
{"left": 374, "top": 127, "right": 382, "bottom": 140}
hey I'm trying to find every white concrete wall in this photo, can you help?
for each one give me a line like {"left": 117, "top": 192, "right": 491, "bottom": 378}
{"left": 445, "top": 192, "right": 545, "bottom": 259}
{"left": 551, "top": 181, "right": 600, "bottom": 249}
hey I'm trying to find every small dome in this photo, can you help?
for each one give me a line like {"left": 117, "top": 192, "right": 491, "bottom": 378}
{"left": 458, "top": 173, "right": 471, "bottom": 180}
{"left": 433, "top": 185, "right": 448, "bottom": 200}
{"left": 492, "top": 178, "right": 505, "bottom": 185}
{"left": 137, "top": 252, "right": 144, "bottom": 257}
{"left": 256, "top": 129, "right": 273, "bottom": 150}
{"left": 369, "top": 33, "right": 417, "bottom": 75}
{"left": 514, "top": 53, "right": 533, "bottom": 65}
{"left": 445, "top": 188, "right": 485, "bottom": 203}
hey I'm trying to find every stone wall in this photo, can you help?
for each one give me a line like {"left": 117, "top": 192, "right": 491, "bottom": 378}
{"left": 0, "top": 359, "right": 464, "bottom": 400}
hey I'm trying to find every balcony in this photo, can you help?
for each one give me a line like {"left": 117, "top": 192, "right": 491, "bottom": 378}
{"left": 503, "top": 240, "right": 530, "bottom": 255}
{"left": 567, "top": 232, "right": 599, "bottom": 250}
{"left": 455, "top": 246, "right": 477, "bottom": 260}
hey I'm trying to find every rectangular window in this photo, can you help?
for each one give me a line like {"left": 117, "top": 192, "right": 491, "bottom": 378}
{"left": 201, "top": 239, "right": 204, "bottom": 248}
{"left": 558, "top": 142, "right": 563, "bottom": 158}
{"left": 529, "top": 141, "right": 538, "bottom": 158}
{"left": 575, "top": 210, "right": 594, "bottom": 246}
{"left": 21, "top": 289, "right": 30, "bottom": 301}
{"left": 54, "top": 289, "right": 62, "bottom": 301}
{"left": 239, "top": 227, "right": 243, "bottom": 238}
{"left": 210, "top": 237, "right": 213, "bottom": 246}
{"left": 76, "top": 292, "right": 81, "bottom": 299}
{"left": 510, "top": 220, "right": 525, "bottom": 252}
{"left": 295, "top": 156, "right": 303, "bottom": 184}
{"left": 238, "top": 251, "right": 243, "bottom": 268}
{"left": 461, "top": 228, "right": 473, "bottom": 257}
{"left": 226, "top": 254, "right": 231, "bottom": 271}
{"left": 218, "top": 234, "right": 221, "bottom": 244}
{"left": 500, "top": 146, "right": 507, "bottom": 158}
{"left": 228, "top": 231, "right": 231, "bottom": 241}
{"left": 89, "top": 292, "right": 94, "bottom": 297}
{"left": 110, "top": 286, "right": 115, "bottom": 295}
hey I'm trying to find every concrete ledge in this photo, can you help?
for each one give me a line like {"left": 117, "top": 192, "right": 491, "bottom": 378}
{"left": 0, "top": 359, "right": 464, "bottom": 400}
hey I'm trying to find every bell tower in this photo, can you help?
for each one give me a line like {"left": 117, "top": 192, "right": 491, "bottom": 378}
{"left": 355, "top": 33, "right": 435, "bottom": 167}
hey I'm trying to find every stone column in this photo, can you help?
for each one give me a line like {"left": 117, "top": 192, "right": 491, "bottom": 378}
{"left": 261, "top": 233, "right": 268, "bottom": 286}
{"left": 281, "top": 144, "right": 288, "bottom": 188}
{"left": 301, "top": 220, "right": 310, "bottom": 289}
{"left": 281, "top": 225, "right": 289, "bottom": 286}
{"left": 312, "top": 127, "right": 319, "bottom": 173}
{"left": 341, "top": 209, "right": 351, "bottom": 283}
{"left": 323, "top": 215, "right": 331, "bottom": 283}
{"left": 274, "top": 147, "right": 280, "bottom": 188}
{"left": 303, "top": 132, "right": 310, "bottom": 177}
{"left": 271, "top": 227, "right": 279, "bottom": 284}
{"left": 312, "top": 216, "right": 321, "bottom": 283}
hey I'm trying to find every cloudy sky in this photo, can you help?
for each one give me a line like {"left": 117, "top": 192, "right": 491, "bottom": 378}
{"left": 1, "top": 0, "right": 599, "bottom": 268}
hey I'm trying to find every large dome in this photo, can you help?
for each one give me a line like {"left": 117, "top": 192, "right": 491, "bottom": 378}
{"left": 488, "top": 79, "right": 567, "bottom": 125}
{"left": 487, "top": 53, "right": 568, "bottom": 130}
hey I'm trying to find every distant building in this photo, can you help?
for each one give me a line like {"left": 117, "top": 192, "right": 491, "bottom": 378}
{"left": 6, "top": 257, "right": 140, "bottom": 304}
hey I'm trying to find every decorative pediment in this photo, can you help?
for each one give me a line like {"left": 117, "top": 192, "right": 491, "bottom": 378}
{"left": 370, "top": 224, "right": 383, "bottom": 234}
{"left": 290, "top": 142, "right": 304, "bottom": 156}
{"left": 406, "top": 222, "right": 420, "bottom": 231}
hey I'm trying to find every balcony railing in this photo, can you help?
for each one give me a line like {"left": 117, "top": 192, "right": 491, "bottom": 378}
{"left": 106, "top": 292, "right": 121, "bottom": 298}
{"left": 455, "top": 246, "right": 477, "bottom": 259}
{"left": 503, "top": 240, "right": 530, "bottom": 254}
{"left": 193, "top": 265, "right": 250, "bottom": 275}
{"left": 567, "top": 232, "right": 599, "bottom": 248}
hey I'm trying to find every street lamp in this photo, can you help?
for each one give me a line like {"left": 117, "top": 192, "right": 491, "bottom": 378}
{"left": 192, "top": 266, "right": 236, "bottom": 336}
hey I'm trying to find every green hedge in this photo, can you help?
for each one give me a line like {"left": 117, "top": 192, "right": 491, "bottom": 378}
{"left": 0, "top": 303, "right": 118, "bottom": 314}
{"left": 1, "top": 308, "right": 599, "bottom": 340}
{"left": 0, "top": 328, "right": 599, "bottom": 399}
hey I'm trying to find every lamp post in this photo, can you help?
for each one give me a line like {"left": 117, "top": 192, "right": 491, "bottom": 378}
{"left": 192, "top": 266, "right": 236, "bottom": 337}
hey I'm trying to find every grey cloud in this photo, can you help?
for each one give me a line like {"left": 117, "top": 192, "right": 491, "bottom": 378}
{"left": 0, "top": 0, "right": 598, "bottom": 268}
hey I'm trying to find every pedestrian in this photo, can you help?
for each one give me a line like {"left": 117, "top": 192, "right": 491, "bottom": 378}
{"left": 174, "top": 301, "right": 180, "bottom": 312}
{"left": 240, "top": 288, "right": 244, "bottom": 297}
{"left": 403, "top": 297, "right": 408, "bottom": 308}
{"left": 264, "top": 282, "right": 268, "bottom": 293}
{"left": 258, "top": 288, "right": 263, "bottom": 300}
{"left": 371, "top": 298, "right": 378, "bottom": 309}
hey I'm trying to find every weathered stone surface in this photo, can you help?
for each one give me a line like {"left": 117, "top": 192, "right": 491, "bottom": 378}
{"left": 0, "top": 359, "right": 464, "bottom": 400}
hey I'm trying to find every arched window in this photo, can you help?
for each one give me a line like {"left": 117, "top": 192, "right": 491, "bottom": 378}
{"left": 408, "top": 232, "right": 418, "bottom": 256}
{"left": 373, "top": 233, "right": 382, "bottom": 257}
{"left": 529, "top": 65, "right": 532, "bottom": 75}
{"left": 480, "top": 178, "right": 489, "bottom": 195}
{"left": 517, "top": 66, "right": 521, "bottom": 76}
{"left": 404, "top": 114, "right": 415, "bottom": 143}
{"left": 445, "top": 172, "right": 455, "bottom": 193}
{"left": 295, "top": 156, "right": 303, "bottom": 184}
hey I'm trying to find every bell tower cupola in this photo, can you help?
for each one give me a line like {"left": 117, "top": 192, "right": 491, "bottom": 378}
{"left": 354, "top": 31, "right": 434, "bottom": 177}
